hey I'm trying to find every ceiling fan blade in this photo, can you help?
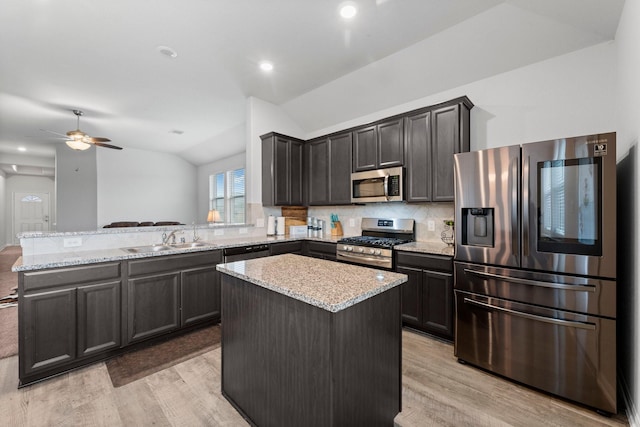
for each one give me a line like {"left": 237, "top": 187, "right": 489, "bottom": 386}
{"left": 92, "top": 141, "right": 123, "bottom": 150}
{"left": 40, "top": 129, "right": 69, "bottom": 138}
{"left": 86, "top": 136, "right": 111, "bottom": 142}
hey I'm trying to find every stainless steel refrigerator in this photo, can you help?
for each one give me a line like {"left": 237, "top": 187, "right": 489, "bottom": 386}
{"left": 454, "top": 132, "right": 617, "bottom": 414}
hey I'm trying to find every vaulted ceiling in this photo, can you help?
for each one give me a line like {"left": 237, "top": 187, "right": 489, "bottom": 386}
{"left": 0, "top": 0, "right": 625, "bottom": 177}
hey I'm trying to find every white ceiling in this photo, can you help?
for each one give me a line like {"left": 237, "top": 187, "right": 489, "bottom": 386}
{"left": 0, "top": 0, "right": 625, "bottom": 177}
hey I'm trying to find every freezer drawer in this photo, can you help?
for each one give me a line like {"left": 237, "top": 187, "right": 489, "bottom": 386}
{"left": 454, "top": 262, "right": 616, "bottom": 318}
{"left": 455, "top": 290, "right": 616, "bottom": 414}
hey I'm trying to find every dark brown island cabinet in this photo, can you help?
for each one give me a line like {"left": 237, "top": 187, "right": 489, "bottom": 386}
{"left": 18, "top": 250, "right": 222, "bottom": 386}
{"left": 218, "top": 254, "right": 407, "bottom": 427}
{"left": 395, "top": 251, "right": 454, "bottom": 340}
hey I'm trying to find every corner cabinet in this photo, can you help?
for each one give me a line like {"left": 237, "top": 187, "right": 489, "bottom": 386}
{"left": 353, "top": 118, "right": 404, "bottom": 172}
{"left": 395, "top": 251, "right": 454, "bottom": 341}
{"left": 405, "top": 97, "right": 473, "bottom": 202}
{"left": 307, "top": 131, "right": 353, "bottom": 205}
{"left": 126, "top": 250, "right": 222, "bottom": 344}
{"left": 261, "top": 132, "right": 304, "bottom": 206}
{"left": 19, "top": 262, "right": 122, "bottom": 385}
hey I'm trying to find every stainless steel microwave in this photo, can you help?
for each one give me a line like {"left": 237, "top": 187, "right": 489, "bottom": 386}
{"left": 351, "top": 166, "right": 404, "bottom": 203}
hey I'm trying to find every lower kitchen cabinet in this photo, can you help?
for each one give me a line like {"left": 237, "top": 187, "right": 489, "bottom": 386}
{"left": 19, "top": 262, "right": 122, "bottom": 384}
{"left": 127, "top": 272, "right": 180, "bottom": 342}
{"left": 77, "top": 281, "right": 121, "bottom": 357}
{"left": 126, "top": 250, "right": 223, "bottom": 344}
{"left": 270, "top": 240, "right": 304, "bottom": 255}
{"left": 396, "top": 251, "right": 453, "bottom": 340}
{"left": 181, "top": 265, "right": 220, "bottom": 326}
{"left": 303, "top": 241, "right": 337, "bottom": 261}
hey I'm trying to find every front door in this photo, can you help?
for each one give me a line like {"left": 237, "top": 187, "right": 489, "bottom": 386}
{"left": 13, "top": 192, "right": 50, "bottom": 243}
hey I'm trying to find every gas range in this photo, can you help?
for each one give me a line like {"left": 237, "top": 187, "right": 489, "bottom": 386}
{"left": 336, "top": 218, "right": 415, "bottom": 269}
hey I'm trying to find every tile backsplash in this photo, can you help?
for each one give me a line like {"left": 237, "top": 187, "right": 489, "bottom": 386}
{"left": 263, "top": 202, "right": 454, "bottom": 242}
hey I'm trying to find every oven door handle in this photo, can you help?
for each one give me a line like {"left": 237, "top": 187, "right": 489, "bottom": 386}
{"left": 338, "top": 252, "right": 390, "bottom": 267}
{"left": 463, "top": 297, "right": 596, "bottom": 330}
{"left": 383, "top": 174, "right": 390, "bottom": 201}
{"left": 463, "top": 268, "right": 596, "bottom": 292}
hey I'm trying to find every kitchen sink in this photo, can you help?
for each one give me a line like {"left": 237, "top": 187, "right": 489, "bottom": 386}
{"left": 123, "top": 241, "right": 214, "bottom": 253}
{"left": 124, "top": 244, "right": 173, "bottom": 253}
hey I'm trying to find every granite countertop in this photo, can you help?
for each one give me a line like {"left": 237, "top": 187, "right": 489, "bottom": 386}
{"left": 12, "top": 234, "right": 351, "bottom": 272}
{"left": 395, "top": 241, "right": 454, "bottom": 257}
{"left": 217, "top": 254, "right": 407, "bottom": 313}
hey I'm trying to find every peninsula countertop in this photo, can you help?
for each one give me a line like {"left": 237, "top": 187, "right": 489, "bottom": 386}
{"left": 216, "top": 253, "right": 407, "bottom": 313}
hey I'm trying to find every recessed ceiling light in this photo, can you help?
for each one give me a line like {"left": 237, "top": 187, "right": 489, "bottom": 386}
{"left": 17, "top": 146, "right": 26, "bottom": 152}
{"left": 339, "top": 2, "right": 357, "bottom": 19}
{"left": 12, "top": 165, "right": 18, "bottom": 172}
{"left": 259, "top": 61, "right": 274, "bottom": 72}
{"left": 156, "top": 45, "right": 178, "bottom": 58}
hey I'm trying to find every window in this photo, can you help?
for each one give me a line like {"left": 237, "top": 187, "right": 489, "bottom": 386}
{"left": 209, "top": 168, "right": 245, "bottom": 224}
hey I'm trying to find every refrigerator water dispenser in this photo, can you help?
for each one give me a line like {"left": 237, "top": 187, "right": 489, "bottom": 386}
{"left": 462, "top": 208, "right": 494, "bottom": 247}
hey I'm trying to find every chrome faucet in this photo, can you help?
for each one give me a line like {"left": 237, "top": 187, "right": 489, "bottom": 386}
{"left": 192, "top": 222, "right": 201, "bottom": 242}
{"left": 162, "top": 230, "right": 179, "bottom": 245}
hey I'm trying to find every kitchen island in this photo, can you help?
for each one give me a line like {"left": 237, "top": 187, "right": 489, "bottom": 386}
{"left": 217, "top": 254, "right": 407, "bottom": 427}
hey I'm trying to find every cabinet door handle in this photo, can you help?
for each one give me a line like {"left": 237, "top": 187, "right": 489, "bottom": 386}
{"left": 463, "top": 268, "right": 596, "bottom": 292}
{"left": 463, "top": 297, "right": 596, "bottom": 330}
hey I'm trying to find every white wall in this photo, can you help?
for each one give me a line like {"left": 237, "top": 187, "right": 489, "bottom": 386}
{"left": 56, "top": 144, "right": 97, "bottom": 232}
{"left": 0, "top": 171, "right": 6, "bottom": 247}
{"left": 245, "top": 97, "right": 304, "bottom": 207}
{"left": 96, "top": 148, "right": 198, "bottom": 227}
{"left": 615, "top": 0, "right": 640, "bottom": 424}
{"left": 5, "top": 175, "right": 55, "bottom": 243}
{"left": 196, "top": 152, "right": 245, "bottom": 222}
{"left": 299, "top": 41, "right": 616, "bottom": 151}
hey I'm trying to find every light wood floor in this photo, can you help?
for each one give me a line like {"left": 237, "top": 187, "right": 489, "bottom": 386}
{"left": 0, "top": 329, "right": 628, "bottom": 427}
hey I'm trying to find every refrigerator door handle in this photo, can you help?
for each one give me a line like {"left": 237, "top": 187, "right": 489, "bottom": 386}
{"left": 463, "top": 297, "right": 596, "bottom": 330}
{"left": 510, "top": 156, "right": 519, "bottom": 259}
{"left": 522, "top": 155, "right": 529, "bottom": 257}
{"left": 463, "top": 268, "right": 596, "bottom": 292}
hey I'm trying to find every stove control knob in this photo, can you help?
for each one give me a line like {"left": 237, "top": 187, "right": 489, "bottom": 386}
{"left": 374, "top": 250, "right": 381, "bottom": 255}
{"left": 347, "top": 246, "right": 354, "bottom": 251}
{"left": 368, "top": 249, "right": 376, "bottom": 255}
{"left": 357, "top": 247, "right": 364, "bottom": 253}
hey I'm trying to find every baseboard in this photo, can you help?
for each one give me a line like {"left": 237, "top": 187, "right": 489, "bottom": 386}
{"left": 620, "top": 374, "right": 639, "bottom": 426}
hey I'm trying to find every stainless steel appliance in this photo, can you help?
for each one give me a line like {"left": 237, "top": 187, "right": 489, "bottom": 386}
{"left": 454, "top": 132, "right": 617, "bottom": 414}
{"left": 336, "top": 218, "right": 414, "bottom": 269}
{"left": 351, "top": 166, "right": 404, "bottom": 203}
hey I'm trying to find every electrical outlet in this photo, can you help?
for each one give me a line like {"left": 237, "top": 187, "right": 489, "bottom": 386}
{"left": 427, "top": 220, "right": 435, "bottom": 231}
{"left": 349, "top": 218, "right": 355, "bottom": 227}
{"left": 63, "top": 237, "right": 82, "bottom": 248}
{"left": 214, "top": 229, "right": 224, "bottom": 236}
{"left": 239, "top": 228, "right": 248, "bottom": 234}
{"left": 256, "top": 218, "right": 265, "bottom": 228}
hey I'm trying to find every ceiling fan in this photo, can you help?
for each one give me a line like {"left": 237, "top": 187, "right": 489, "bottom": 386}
{"left": 43, "top": 110, "right": 122, "bottom": 151}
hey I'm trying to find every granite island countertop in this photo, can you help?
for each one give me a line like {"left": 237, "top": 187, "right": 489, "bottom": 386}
{"left": 217, "top": 254, "right": 407, "bottom": 313}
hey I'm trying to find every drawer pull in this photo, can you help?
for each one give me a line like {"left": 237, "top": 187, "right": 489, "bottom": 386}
{"left": 463, "top": 269, "right": 596, "bottom": 292}
{"left": 463, "top": 297, "right": 596, "bottom": 330}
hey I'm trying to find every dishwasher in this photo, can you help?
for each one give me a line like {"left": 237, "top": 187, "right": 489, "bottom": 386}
{"left": 223, "top": 244, "right": 270, "bottom": 262}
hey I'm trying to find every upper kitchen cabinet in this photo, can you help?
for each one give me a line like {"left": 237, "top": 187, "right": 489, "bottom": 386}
{"left": 352, "top": 118, "right": 404, "bottom": 172}
{"left": 405, "top": 97, "right": 473, "bottom": 202}
{"left": 262, "top": 133, "right": 304, "bottom": 206}
{"left": 307, "top": 131, "right": 353, "bottom": 205}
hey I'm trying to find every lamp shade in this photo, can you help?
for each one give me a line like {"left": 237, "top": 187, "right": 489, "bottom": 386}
{"left": 207, "top": 209, "right": 221, "bottom": 222}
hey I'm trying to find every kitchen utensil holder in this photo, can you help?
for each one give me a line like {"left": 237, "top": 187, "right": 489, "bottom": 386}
{"left": 331, "top": 221, "right": 343, "bottom": 236}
